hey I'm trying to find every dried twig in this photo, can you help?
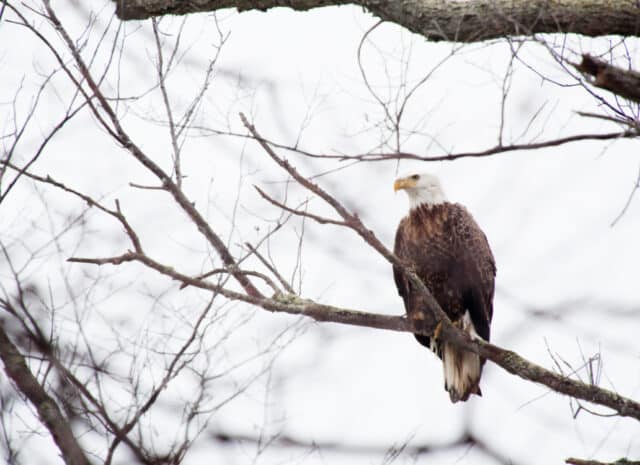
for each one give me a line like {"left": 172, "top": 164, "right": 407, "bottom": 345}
{"left": 610, "top": 164, "right": 640, "bottom": 227}
{"left": 254, "top": 185, "right": 347, "bottom": 226}
{"left": 245, "top": 242, "right": 296, "bottom": 294}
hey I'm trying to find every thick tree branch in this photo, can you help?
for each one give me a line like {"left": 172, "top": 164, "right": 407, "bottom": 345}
{"left": 0, "top": 325, "right": 92, "bottom": 465}
{"left": 566, "top": 458, "right": 640, "bottom": 465}
{"left": 68, "top": 245, "right": 640, "bottom": 423}
{"left": 574, "top": 54, "right": 640, "bottom": 104}
{"left": 114, "top": 0, "right": 640, "bottom": 43}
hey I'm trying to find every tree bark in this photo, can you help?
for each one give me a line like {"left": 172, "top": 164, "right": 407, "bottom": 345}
{"left": 0, "top": 326, "right": 92, "bottom": 465}
{"left": 566, "top": 459, "right": 640, "bottom": 465}
{"left": 575, "top": 54, "right": 640, "bottom": 104}
{"left": 114, "top": 0, "right": 640, "bottom": 42}
{"left": 68, "top": 250, "right": 640, "bottom": 423}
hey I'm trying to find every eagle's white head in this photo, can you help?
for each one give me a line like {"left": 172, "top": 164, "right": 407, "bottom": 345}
{"left": 393, "top": 173, "right": 447, "bottom": 209}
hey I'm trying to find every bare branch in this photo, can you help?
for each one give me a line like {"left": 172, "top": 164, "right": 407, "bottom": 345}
{"left": 151, "top": 17, "right": 183, "bottom": 187}
{"left": 237, "top": 113, "right": 640, "bottom": 422}
{"left": 193, "top": 125, "right": 637, "bottom": 163}
{"left": 39, "top": 1, "right": 264, "bottom": 298}
{"left": 114, "top": 1, "right": 640, "bottom": 44}
{"left": 180, "top": 267, "right": 281, "bottom": 294}
{"left": 254, "top": 185, "right": 348, "bottom": 226}
{"left": 0, "top": 326, "right": 92, "bottom": 465}
{"left": 67, "top": 227, "right": 640, "bottom": 422}
{"left": 244, "top": 242, "right": 296, "bottom": 294}
{"left": 574, "top": 54, "right": 640, "bottom": 104}
{"left": 211, "top": 428, "right": 521, "bottom": 465}
{"left": 7, "top": 3, "right": 640, "bottom": 463}
{"left": 566, "top": 458, "right": 640, "bottom": 465}
{"left": 610, "top": 163, "right": 640, "bottom": 227}
{"left": 305, "top": 131, "right": 637, "bottom": 162}
{"left": 0, "top": 163, "right": 143, "bottom": 253}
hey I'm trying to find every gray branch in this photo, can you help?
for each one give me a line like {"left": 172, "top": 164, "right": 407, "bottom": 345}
{"left": 211, "top": 428, "right": 520, "bottom": 465}
{"left": 0, "top": 325, "right": 92, "bottom": 465}
{"left": 566, "top": 458, "right": 640, "bottom": 465}
{"left": 67, "top": 250, "right": 640, "bottom": 423}
{"left": 114, "top": 0, "right": 640, "bottom": 43}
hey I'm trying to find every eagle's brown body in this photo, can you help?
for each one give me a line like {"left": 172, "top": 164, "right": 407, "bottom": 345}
{"left": 393, "top": 202, "right": 496, "bottom": 402}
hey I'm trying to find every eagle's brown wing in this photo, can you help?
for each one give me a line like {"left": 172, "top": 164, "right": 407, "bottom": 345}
{"left": 393, "top": 205, "right": 495, "bottom": 343}
{"left": 447, "top": 204, "right": 496, "bottom": 341}
{"left": 393, "top": 217, "right": 434, "bottom": 349}
{"left": 392, "top": 217, "right": 409, "bottom": 304}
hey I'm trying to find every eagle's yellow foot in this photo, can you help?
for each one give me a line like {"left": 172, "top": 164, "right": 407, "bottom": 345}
{"left": 433, "top": 320, "right": 444, "bottom": 341}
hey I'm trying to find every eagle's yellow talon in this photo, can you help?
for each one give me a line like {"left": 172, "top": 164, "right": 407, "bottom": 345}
{"left": 433, "top": 320, "right": 444, "bottom": 340}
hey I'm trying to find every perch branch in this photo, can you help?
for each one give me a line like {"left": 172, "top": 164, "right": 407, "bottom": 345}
{"left": 68, "top": 248, "right": 640, "bottom": 422}
{"left": 238, "top": 113, "right": 640, "bottom": 421}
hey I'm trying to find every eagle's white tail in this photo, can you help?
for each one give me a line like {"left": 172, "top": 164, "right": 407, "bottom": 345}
{"left": 442, "top": 311, "right": 483, "bottom": 403}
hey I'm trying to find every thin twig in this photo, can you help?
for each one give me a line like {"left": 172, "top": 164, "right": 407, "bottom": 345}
{"left": 254, "top": 185, "right": 348, "bottom": 226}
{"left": 191, "top": 124, "right": 637, "bottom": 163}
{"left": 244, "top": 242, "right": 296, "bottom": 294}
{"left": 610, "top": 164, "right": 640, "bottom": 227}
{"left": 211, "top": 428, "right": 520, "bottom": 465}
{"left": 40, "top": 1, "right": 263, "bottom": 298}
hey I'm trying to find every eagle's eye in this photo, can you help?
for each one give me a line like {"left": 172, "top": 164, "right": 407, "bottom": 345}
{"left": 411, "top": 174, "right": 420, "bottom": 180}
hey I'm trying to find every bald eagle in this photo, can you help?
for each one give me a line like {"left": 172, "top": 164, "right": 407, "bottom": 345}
{"left": 393, "top": 173, "right": 495, "bottom": 402}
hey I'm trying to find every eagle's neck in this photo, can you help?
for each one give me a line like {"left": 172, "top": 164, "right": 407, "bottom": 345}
{"left": 408, "top": 189, "right": 447, "bottom": 210}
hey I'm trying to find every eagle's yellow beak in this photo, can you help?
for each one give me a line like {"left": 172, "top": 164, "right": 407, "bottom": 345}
{"left": 393, "top": 177, "right": 415, "bottom": 192}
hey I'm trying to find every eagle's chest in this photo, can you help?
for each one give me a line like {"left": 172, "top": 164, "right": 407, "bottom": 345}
{"left": 404, "top": 215, "right": 465, "bottom": 315}
{"left": 404, "top": 217, "right": 453, "bottom": 272}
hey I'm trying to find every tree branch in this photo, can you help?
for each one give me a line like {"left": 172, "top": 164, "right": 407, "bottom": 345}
{"left": 236, "top": 113, "right": 640, "bottom": 421}
{"left": 39, "top": 1, "right": 263, "bottom": 299}
{"left": 211, "top": 428, "right": 520, "bottom": 465}
{"left": 574, "top": 54, "right": 640, "bottom": 104}
{"left": 566, "top": 458, "right": 640, "bottom": 465}
{"left": 114, "top": 0, "right": 640, "bottom": 43}
{"left": 67, "top": 245, "right": 640, "bottom": 423}
{"left": 191, "top": 125, "right": 638, "bottom": 163}
{"left": 254, "top": 185, "right": 348, "bottom": 226}
{"left": 0, "top": 325, "right": 92, "bottom": 465}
